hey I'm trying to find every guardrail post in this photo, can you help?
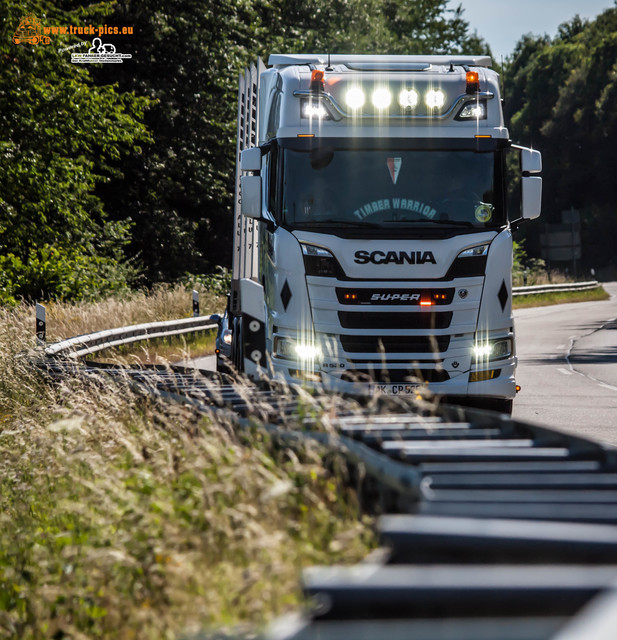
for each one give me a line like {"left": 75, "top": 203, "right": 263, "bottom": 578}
{"left": 192, "top": 290, "right": 199, "bottom": 317}
{"left": 36, "top": 303, "right": 46, "bottom": 345}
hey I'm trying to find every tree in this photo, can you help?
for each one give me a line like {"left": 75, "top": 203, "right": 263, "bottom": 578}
{"left": 0, "top": 0, "right": 151, "bottom": 303}
{"left": 504, "top": 5, "right": 617, "bottom": 273}
{"left": 100, "top": 0, "right": 490, "bottom": 284}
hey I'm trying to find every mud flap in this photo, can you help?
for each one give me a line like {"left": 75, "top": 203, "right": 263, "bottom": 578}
{"left": 239, "top": 278, "right": 266, "bottom": 380}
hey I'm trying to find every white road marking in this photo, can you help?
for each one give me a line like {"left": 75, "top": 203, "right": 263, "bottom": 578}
{"left": 557, "top": 368, "right": 573, "bottom": 376}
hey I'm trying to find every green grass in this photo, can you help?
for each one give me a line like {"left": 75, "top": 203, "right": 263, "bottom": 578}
{"left": 512, "top": 285, "right": 610, "bottom": 309}
{"left": 0, "top": 294, "right": 375, "bottom": 639}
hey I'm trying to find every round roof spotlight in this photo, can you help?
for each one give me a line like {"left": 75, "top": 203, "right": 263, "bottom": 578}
{"left": 425, "top": 89, "right": 446, "bottom": 110}
{"left": 372, "top": 88, "right": 392, "bottom": 110}
{"left": 345, "top": 87, "right": 365, "bottom": 110}
{"left": 399, "top": 89, "right": 419, "bottom": 109}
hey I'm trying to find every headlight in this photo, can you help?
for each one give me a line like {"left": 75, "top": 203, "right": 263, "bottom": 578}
{"left": 222, "top": 330, "right": 232, "bottom": 345}
{"left": 274, "top": 336, "right": 322, "bottom": 361}
{"left": 300, "top": 243, "right": 341, "bottom": 278}
{"left": 457, "top": 244, "right": 489, "bottom": 258}
{"left": 455, "top": 100, "right": 487, "bottom": 120}
{"left": 301, "top": 99, "right": 331, "bottom": 120}
{"left": 473, "top": 338, "right": 512, "bottom": 361}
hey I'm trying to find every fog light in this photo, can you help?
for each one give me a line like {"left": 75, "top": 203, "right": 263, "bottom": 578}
{"left": 289, "top": 369, "right": 322, "bottom": 382}
{"left": 469, "top": 369, "right": 500, "bottom": 382}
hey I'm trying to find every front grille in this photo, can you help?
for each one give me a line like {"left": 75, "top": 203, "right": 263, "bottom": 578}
{"left": 339, "top": 334, "right": 450, "bottom": 354}
{"left": 341, "top": 368, "right": 450, "bottom": 383}
{"left": 338, "top": 311, "right": 452, "bottom": 330}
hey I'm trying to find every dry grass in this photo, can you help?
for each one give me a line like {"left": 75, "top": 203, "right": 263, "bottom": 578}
{"left": 0, "top": 292, "right": 375, "bottom": 639}
{"left": 42, "top": 284, "right": 226, "bottom": 343}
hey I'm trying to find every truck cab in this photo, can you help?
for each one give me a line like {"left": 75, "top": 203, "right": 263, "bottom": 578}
{"left": 229, "top": 54, "right": 542, "bottom": 413}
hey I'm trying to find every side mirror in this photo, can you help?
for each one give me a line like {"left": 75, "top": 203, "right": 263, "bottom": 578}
{"left": 511, "top": 145, "right": 543, "bottom": 229}
{"left": 521, "top": 176, "right": 542, "bottom": 220}
{"left": 240, "top": 147, "right": 262, "bottom": 172}
{"left": 240, "top": 147, "right": 262, "bottom": 219}
{"left": 521, "top": 148, "right": 542, "bottom": 174}
{"left": 240, "top": 175, "right": 262, "bottom": 219}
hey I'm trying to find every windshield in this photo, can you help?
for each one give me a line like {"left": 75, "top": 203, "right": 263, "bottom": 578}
{"left": 279, "top": 144, "right": 504, "bottom": 231}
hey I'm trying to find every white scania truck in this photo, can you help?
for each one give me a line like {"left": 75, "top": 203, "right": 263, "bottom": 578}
{"left": 225, "top": 54, "right": 542, "bottom": 414}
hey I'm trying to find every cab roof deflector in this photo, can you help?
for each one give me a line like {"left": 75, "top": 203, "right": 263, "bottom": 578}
{"left": 268, "top": 54, "right": 492, "bottom": 68}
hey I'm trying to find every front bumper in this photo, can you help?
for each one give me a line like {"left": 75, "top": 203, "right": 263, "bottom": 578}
{"left": 271, "top": 357, "right": 517, "bottom": 400}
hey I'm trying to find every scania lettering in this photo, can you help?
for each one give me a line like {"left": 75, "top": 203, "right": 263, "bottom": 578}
{"left": 224, "top": 54, "right": 542, "bottom": 415}
{"left": 354, "top": 250, "right": 436, "bottom": 265}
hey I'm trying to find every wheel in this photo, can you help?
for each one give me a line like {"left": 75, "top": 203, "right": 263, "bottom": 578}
{"left": 483, "top": 398, "right": 513, "bottom": 416}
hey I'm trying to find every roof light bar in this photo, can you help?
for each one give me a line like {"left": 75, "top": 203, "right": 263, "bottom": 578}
{"left": 425, "top": 89, "right": 446, "bottom": 109}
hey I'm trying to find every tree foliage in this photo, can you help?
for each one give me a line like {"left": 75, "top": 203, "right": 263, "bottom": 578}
{"left": 2, "top": 0, "right": 489, "bottom": 301}
{"left": 504, "top": 5, "right": 617, "bottom": 272}
{"left": 0, "top": 1, "right": 151, "bottom": 303}
{"left": 98, "top": 0, "right": 490, "bottom": 284}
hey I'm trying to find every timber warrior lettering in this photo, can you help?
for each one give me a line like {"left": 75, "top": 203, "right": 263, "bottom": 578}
{"left": 354, "top": 250, "right": 437, "bottom": 265}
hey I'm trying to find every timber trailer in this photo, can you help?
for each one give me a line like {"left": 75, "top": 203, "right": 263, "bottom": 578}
{"left": 225, "top": 54, "right": 542, "bottom": 414}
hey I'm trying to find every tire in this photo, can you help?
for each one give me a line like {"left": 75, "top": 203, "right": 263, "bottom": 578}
{"left": 483, "top": 398, "right": 513, "bottom": 416}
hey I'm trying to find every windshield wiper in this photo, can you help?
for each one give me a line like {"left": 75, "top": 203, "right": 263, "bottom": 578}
{"left": 295, "top": 219, "right": 384, "bottom": 229}
{"left": 389, "top": 219, "right": 475, "bottom": 227}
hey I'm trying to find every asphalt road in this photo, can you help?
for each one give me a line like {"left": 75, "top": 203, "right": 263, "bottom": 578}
{"left": 513, "top": 282, "right": 617, "bottom": 445}
{"left": 185, "top": 286, "right": 617, "bottom": 445}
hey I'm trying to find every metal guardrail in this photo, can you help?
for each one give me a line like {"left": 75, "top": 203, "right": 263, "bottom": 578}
{"left": 512, "top": 281, "right": 599, "bottom": 296}
{"left": 44, "top": 314, "right": 220, "bottom": 359}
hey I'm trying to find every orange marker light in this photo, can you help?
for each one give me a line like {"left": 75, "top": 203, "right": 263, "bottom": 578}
{"left": 420, "top": 295, "right": 433, "bottom": 307}
{"left": 311, "top": 69, "right": 325, "bottom": 92}
{"left": 466, "top": 70, "right": 480, "bottom": 94}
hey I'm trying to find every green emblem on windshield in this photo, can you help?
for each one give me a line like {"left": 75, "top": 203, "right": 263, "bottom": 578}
{"left": 475, "top": 203, "right": 493, "bottom": 223}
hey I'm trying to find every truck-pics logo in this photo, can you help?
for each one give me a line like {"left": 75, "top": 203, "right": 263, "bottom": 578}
{"left": 12, "top": 15, "right": 134, "bottom": 50}
{"left": 13, "top": 15, "right": 51, "bottom": 45}
{"left": 354, "top": 250, "right": 437, "bottom": 265}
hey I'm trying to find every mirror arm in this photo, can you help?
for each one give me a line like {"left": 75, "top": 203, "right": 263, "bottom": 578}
{"left": 510, "top": 217, "right": 525, "bottom": 233}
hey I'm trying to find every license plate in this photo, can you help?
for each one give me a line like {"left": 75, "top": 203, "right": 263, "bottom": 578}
{"left": 368, "top": 383, "right": 422, "bottom": 395}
